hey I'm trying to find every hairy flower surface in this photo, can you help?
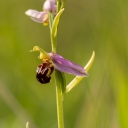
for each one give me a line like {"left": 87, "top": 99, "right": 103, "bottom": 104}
{"left": 25, "top": 0, "right": 56, "bottom": 24}
{"left": 36, "top": 60, "right": 54, "bottom": 84}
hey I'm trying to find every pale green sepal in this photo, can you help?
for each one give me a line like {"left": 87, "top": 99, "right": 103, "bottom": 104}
{"left": 30, "top": 46, "right": 50, "bottom": 60}
{"left": 55, "top": 70, "right": 66, "bottom": 95}
{"left": 51, "top": 8, "right": 64, "bottom": 38}
{"left": 66, "top": 51, "right": 95, "bottom": 93}
{"left": 26, "top": 122, "right": 30, "bottom": 128}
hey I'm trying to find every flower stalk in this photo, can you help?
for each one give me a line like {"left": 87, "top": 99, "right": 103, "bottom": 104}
{"left": 55, "top": 70, "right": 65, "bottom": 128}
{"left": 25, "top": 0, "right": 95, "bottom": 128}
{"left": 46, "top": 4, "right": 65, "bottom": 127}
{"left": 55, "top": 85, "right": 64, "bottom": 128}
{"left": 49, "top": 13, "right": 56, "bottom": 52}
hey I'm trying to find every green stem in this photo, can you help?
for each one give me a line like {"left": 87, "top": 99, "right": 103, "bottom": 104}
{"left": 55, "top": 78, "right": 64, "bottom": 128}
{"left": 49, "top": 13, "right": 53, "bottom": 31}
{"left": 51, "top": 36, "right": 57, "bottom": 53}
{"left": 55, "top": 70, "right": 65, "bottom": 128}
{"left": 49, "top": 12, "right": 64, "bottom": 128}
{"left": 49, "top": 13, "right": 56, "bottom": 53}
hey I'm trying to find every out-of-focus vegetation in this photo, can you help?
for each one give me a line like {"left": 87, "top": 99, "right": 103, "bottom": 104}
{"left": 0, "top": 0, "right": 128, "bottom": 128}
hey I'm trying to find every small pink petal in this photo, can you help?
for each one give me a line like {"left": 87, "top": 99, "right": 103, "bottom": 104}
{"left": 25, "top": 9, "right": 48, "bottom": 23}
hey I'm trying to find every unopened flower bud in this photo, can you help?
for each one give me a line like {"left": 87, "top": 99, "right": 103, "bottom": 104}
{"left": 43, "top": 0, "right": 56, "bottom": 12}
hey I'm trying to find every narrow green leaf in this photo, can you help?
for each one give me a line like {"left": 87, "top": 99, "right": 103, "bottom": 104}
{"left": 26, "top": 122, "right": 30, "bottom": 128}
{"left": 51, "top": 8, "right": 64, "bottom": 38}
{"left": 84, "top": 51, "right": 95, "bottom": 71}
{"left": 66, "top": 51, "right": 95, "bottom": 93}
{"left": 55, "top": 70, "right": 66, "bottom": 95}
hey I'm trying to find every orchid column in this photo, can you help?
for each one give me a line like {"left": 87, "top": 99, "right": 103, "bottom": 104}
{"left": 25, "top": 0, "right": 95, "bottom": 128}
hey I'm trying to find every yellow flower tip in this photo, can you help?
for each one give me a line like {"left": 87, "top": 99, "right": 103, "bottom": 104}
{"left": 92, "top": 51, "right": 95, "bottom": 57}
{"left": 30, "top": 46, "right": 40, "bottom": 52}
{"left": 34, "top": 46, "right": 40, "bottom": 51}
{"left": 43, "top": 22, "right": 49, "bottom": 26}
{"left": 30, "top": 46, "right": 50, "bottom": 60}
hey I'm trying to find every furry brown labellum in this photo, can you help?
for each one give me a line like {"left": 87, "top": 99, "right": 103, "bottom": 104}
{"left": 36, "top": 61, "right": 54, "bottom": 84}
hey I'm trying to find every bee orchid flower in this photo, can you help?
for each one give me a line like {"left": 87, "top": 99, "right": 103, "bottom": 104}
{"left": 32, "top": 46, "right": 88, "bottom": 84}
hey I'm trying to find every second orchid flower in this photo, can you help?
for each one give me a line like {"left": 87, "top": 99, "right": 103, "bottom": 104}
{"left": 25, "top": 0, "right": 56, "bottom": 24}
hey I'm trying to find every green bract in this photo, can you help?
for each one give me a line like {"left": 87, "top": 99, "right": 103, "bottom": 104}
{"left": 55, "top": 70, "right": 66, "bottom": 95}
{"left": 51, "top": 8, "right": 64, "bottom": 52}
{"left": 51, "top": 8, "right": 64, "bottom": 38}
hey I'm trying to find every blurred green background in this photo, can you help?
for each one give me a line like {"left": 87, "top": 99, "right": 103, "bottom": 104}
{"left": 0, "top": 0, "right": 128, "bottom": 128}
